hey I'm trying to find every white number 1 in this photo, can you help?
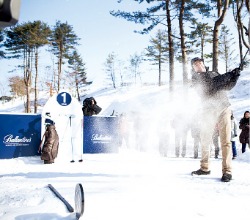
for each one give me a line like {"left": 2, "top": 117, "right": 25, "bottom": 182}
{"left": 61, "top": 92, "right": 66, "bottom": 103}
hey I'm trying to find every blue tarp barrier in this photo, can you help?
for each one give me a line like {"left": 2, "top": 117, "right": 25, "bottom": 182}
{"left": 83, "top": 116, "right": 119, "bottom": 153}
{"left": 0, "top": 114, "right": 119, "bottom": 159}
{"left": 0, "top": 113, "right": 41, "bottom": 159}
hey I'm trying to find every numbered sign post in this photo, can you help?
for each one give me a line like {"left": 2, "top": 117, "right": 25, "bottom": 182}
{"left": 42, "top": 90, "right": 83, "bottom": 162}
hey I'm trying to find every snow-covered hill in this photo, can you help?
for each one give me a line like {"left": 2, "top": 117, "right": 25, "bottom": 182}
{"left": 1, "top": 70, "right": 249, "bottom": 120}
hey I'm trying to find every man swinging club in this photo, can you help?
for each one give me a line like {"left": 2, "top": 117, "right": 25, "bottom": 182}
{"left": 190, "top": 58, "right": 240, "bottom": 182}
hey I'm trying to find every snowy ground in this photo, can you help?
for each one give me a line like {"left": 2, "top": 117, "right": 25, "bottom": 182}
{"left": 0, "top": 150, "right": 250, "bottom": 220}
{"left": 0, "top": 70, "right": 249, "bottom": 219}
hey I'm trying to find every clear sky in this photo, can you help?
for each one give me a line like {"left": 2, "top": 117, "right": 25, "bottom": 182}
{"left": 20, "top": 0, "right": 153, "bottom": 81}
{"left": 0, "top": 0, "right": 155, "bottom": 95}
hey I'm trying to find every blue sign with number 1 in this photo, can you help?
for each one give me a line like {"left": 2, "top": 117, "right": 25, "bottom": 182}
{"left": 56, "top": 92, "right": 72, "bottom": 106}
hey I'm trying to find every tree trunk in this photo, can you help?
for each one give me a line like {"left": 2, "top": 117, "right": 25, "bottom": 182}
{"left": 26, "top": 85, "right": 30, "bottom": 113}
{"left": 179, "top": 0, "right": 188, "bottom": 85}
{"left": 233, "top": 1, "right": 243, "bottom": 61}
{"left": 225, "top": 44, "right": 229, "bottom": 72}
{"left": 24, "top": 68, "right": 31, "bottom": 113}
{"left": 34, "top": 49, "right": 38, "bottom": 113}
{"left": 213, "top": 24, "right": 220, "bottom": 72}
{"left": 165, "top": 0, "right": 174, "bottom": 92}
{"left": 236, "top": 0, "right": 250, "bottom": 50}
{"left": 158, "top": 54, "right": 162, "bottom": 86}
{"left": 238, "top": 29, "right": 243, "bottom": 61}
{"left": 23, "top": 50, "right": 32, "bottom": 113}
{"left": 75, "top": 75, "right": 80, "bottom": 101}
{"left": 212, "top": 0, "right": 229, "bottom": 72}
{"left": 111, "top": 69, "right": 116, "bottom": 89}
{"left": 58, "top": 43, "right": 63, "bottom": 92}
{"left": 58, "top": 55, "right": 62, "bottom": 92}
{"left": 201, "top": 37, "right": 205, "bottom": 59}
{"left": 248, "top": 0, "right": 250, "bottom": 51}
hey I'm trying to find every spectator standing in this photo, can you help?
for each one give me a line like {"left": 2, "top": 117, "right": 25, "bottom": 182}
{"left": 158, "top": 117, "right": 170, "bottom": 157}
{"left": 82, "top": 97, "right": 102, "bottom": 116}
{"left": 118, "top": 113, "right": 130, "bottom": 148}
{"left": 190, "top": 116, "right": 201, "bottom": 159}
{"left": 239, "top": 111, "right": 250, "bottom": 153}
{"left": 231, "top": 113, "right": 238, "bottom": 159}
{"left": 171, "top": 113, "right": 190, "bottom": 158}
{"left": 133, "top": 113, "right": 145, "bottom": 151}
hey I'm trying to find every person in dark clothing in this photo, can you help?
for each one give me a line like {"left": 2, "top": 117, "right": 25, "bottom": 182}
{"left": 190, "top": 57, "right": 240, "bottom": 182}
{"left": 82, "top": 97, "right": 102, "bottom": 116}
{"left": 38, "top": 124, "right": 59, "bottom": 164}
{"left": 239, "top": 111, "right": 250, "bottom": 153}
{"left": 171, "top": 113, "right": 190, "bottom": 158}
{"left": 190, "top": 116, "right": 201, "bottom": 159}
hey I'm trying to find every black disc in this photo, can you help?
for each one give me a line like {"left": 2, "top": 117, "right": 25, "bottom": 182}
{"left": 75, "top": 183, "right": 84, "bottom": 219}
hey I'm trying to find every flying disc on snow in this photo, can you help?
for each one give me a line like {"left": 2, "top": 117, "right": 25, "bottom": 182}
{"left": 75, "top": 183, "right": 84, "bottom": 219}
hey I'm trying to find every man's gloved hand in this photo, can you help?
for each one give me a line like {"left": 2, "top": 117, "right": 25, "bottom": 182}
{"left": 231, "top": 67, "right": 241, "bottom": 76}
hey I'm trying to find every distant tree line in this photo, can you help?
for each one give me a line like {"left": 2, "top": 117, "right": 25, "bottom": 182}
{"left": 0, "top": 20, "right": 87, "bottom": 113}
{"left": 110, "top": 0, "right": 249, "bottom": 91}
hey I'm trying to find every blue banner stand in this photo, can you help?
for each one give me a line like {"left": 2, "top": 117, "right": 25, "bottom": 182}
{"left": 0, "top": 113, "right": 41, "bottom": 159}
{"left": 0, "top": 113, "right": 119, "bottom": 158}
{"left": 83, "top": 116, "right": 119, "bottom": 153}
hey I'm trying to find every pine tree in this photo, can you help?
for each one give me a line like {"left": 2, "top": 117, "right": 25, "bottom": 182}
{"left": 144, "top": 29, "right": 168, "bottom": 86}
{"left": 219, "top": 25, "right": 236, "bottom": 72}
{"left": 232, "top": 0, "right": 250, "bottom": 65}
{"left": 28, "top": 21, "right": 51, "bottom": 112}
{"left": 110, "top": 0, "right": 175, "bottom": 91}
{"left": 212, "top": 0, "right": 230, "bottom": 72}
{"left": 172, "top": 0, "right": 212, "bottom": 85}
{"left": 4, "top": 22, "right": 36, "bottom": 112}
{"left": 4, "top": 21, "right": 51, "bottom": 112}
{"left": 129, "top": 53, "right": 143, "bottom": 85}
{"left": 68, "top": 50, "right": 87, "bottom": 101}
{"left": 50, "top": 21, "right": 79, "bottom": 92}
{"left": 104, "top": 52, "right": 117, "bottom": 89}
{"left": 188, "top": 21, "right": 213, "bottom": 60}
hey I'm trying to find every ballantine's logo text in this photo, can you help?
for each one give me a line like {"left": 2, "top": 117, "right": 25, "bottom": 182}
{"left": 3, "top": 134, "right": 32, "bottom": 146}
{"left": 91, "top": 134, "right": 111, "bottom": 143}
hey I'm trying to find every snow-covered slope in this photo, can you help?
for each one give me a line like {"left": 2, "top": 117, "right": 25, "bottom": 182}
{"left": 1, "top": 70, "right": 249, "bottom": 120}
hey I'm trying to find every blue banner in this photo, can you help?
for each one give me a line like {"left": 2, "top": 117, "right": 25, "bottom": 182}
{"left": 83, "top": 116, "right": 119, "bottom": 153}
{"left": 0, "top": 114, "right": 41, "bottom": 159}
